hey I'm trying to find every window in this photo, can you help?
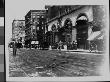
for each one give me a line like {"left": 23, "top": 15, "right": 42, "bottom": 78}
{"left": 33, "top": 15, "right": 36, "bottom": 18}
{"left": 37, "top": 22, "right": 39, "bottom": 24}
{"left": 33, "top": 26, "right": 36, "bottom": 29}
{"left": 37, "top": 27, "right": 39, "bottom": 30}
{"left": 37, "top": 15, "right": 40, "bottom": 18}
{"left": 41, "top": 16, "right": 44, "bottom": 18}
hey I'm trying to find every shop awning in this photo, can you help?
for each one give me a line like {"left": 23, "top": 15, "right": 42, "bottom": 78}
{"left": 31, "top": 41, "right": 39, "bottom": 44}
{"left": 31, "top": 41, "right": 35, "bottom": 44}
{"left": 87, "top": 31, "right": 104, "bottom": 41}
{"left": 98, "top": 35, "right": 104, "bottom": 40}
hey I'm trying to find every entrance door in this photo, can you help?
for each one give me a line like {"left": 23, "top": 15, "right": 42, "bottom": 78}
{"left": 66, "top": 34, "right": 71, "bottom": 43}
{"left": 76, "top": 20, "right": 88, "bottom": 49}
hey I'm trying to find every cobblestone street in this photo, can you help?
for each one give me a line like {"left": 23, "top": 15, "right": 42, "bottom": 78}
{"left": 9, "top": 48, "right": 104, "bottom": 77}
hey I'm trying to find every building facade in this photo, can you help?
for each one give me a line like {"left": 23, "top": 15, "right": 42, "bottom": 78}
{"left": 25, "top": 10, "right": 47, "bottom": 47}
{"left": 45, "top": 5, "right": 106, "bottom": 50}
{"left": 12, "top": 20, "right": 25, "bottom": 45}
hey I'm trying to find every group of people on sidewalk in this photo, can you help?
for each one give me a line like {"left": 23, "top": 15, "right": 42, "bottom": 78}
{"left": 12, "top": 39, "right": 105, "bottom": 56}
{"left": 49, "top": 41, "right": 77, "bottom": 51}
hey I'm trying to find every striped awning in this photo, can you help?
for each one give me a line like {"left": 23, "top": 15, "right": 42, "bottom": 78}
{"left": 87, "top": 31, "right": 104, "bottom": 41}
{"left": 98, "top": 35, "right": 104, "bottom": 40}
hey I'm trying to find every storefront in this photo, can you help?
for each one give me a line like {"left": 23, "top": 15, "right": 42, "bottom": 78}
{"left": 75, "top": 14, "right": 89, "bottom": 49}
{"left": 87, "top": 30, "right": 105, "bottom": 51}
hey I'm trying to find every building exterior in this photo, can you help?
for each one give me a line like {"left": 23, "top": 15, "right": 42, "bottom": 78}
{"left": 12, "top": 20, "right": 25, "bottom": 46}
{"left": 45, "top": 5, "right": 106, "bottom": 50}
{"left": 25, "top": 10, "right": 47, "bottom": 48}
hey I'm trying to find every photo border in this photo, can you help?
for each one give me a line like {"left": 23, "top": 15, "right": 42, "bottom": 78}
{"left": 5, "top": 0, "right": 109, "bottom": 81}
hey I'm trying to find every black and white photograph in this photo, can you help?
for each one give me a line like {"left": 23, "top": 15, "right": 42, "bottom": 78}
{"left": 5, "top": 0, "right": 109, "bottom": 81}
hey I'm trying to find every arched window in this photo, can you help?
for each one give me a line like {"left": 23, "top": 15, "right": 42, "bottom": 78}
{"left": 76, "top": 13, "right": 88, "bottom": 27}
{"left": 64, "top": 18, "right": 72, "bottom": 31}
{"left": 77, "top": 13, "right": 88, "bottom": 20}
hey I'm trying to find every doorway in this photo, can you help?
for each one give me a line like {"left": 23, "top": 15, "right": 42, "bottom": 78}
{"left": 76, "top": 14, "right": 89, "bottom": 49}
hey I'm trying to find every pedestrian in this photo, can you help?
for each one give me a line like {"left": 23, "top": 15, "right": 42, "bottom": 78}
{"left": 72, "top": 41, "right": 74, "bottom": 49}
{"left": 13, "top": 41, "right": 17, "bottom": 57}
{"left": 74, "top": 41, "right": 77, "bottom": 50}
{"left": 49, "top": 45, "right": 52, "bottom": 50}
{"left": 58, "top": 41, "right": 62, "bottom": 51}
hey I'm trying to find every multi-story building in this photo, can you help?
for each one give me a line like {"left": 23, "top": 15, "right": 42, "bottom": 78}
{"left": 25, "top": 10, "right": 47, "bottom": 47}
{"left": 12, "top": 20, "right": 25, "bottom": 45}
{"left": 45, "top": 5, "right": 106, "bottom": 50}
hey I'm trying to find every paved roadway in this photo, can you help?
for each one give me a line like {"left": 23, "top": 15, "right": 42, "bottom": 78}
{"left": 9, "top": 48, "right": 104, "bottom": 77}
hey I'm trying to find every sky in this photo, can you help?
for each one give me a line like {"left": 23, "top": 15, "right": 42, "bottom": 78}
{"left": 5, "top": 0, "right": 46, "bottom": 42}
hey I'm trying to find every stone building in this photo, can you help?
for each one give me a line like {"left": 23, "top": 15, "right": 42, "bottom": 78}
{"left": 12, "top": 20, "right": 25, "bottom": 45}
{"left": 45, "top": 5, "right": 106, "bottom": 50}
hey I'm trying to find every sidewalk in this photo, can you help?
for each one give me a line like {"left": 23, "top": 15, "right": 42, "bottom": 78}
{"left": 59, "top": 49, "right": 104, "bottom": 54}
{"left": 12, "top": 47, "right": 104, "bottom": 54}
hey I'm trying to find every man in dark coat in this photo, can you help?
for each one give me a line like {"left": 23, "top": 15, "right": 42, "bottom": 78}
{"left": 13, "top": 41, "right": 17, "bottom": 56}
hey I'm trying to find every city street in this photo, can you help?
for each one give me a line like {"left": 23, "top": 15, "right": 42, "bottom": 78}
{"left": 9, "top": 48, "right": 104, "bottom": 77}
